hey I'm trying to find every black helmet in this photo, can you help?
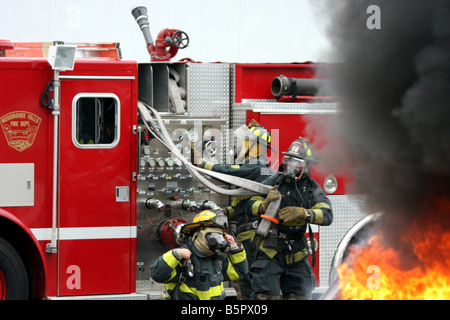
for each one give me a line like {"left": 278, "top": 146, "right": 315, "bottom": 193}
{"left": 282, "top": 137, "right": 319, "bottom": 164}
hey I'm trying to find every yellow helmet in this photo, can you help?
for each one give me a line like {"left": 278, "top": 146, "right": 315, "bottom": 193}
{"left": 181, "top": 210, "right": 228, "bottom": 237}
{"left": 193, "top": 210, "right": 217, "bottom": 223}
{"left": 234, "top": 119, "right": 277, "bottom": 162}
{"left": 249, "top": 124, "right": 272, "bottom": 147}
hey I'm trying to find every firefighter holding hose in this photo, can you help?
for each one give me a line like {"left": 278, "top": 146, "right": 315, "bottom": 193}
{"left": 192, "top": 120, "right": 275, "bottom": 299}
{"left": 194, "top": 120, "right": 274, "bottom": 182}
{"left": 246, "top": 137, "right": 333, "bottom": 300}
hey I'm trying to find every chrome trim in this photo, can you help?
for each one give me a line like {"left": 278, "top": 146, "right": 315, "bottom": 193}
{"left": 60, "top": 76, "right": 135, "bottom": 80}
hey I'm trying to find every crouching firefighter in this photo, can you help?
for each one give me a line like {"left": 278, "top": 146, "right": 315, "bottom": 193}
{"left": 246, "top": 137, "right": 333, "bottom": 300}
{"left": 150, "top": 210, "right": 248, "bottom": 300}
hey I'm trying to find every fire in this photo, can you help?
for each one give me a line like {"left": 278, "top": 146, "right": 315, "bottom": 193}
{"left": 337, "top": 220, "right": 450, "bottom": 300}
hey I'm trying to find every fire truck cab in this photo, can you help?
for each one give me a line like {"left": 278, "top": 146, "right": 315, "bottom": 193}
{"left": 0, "top": 45, "right": 139, "bottom": 298}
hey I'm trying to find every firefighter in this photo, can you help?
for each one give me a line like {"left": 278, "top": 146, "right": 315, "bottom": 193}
{"left": 149, "top": 210, "right": 248, "bottom": 300}
{"left": 194, "top": 120, "right": 274, "bottom": 181}
{"left": 245, "top": 137, "right": 333, "bottom": 300}
{"left": 192, "top": 120, "right": 275, "bottom": 299}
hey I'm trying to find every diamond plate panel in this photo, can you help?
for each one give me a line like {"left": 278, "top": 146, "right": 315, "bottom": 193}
{"left": 187, "top": 63, "right": 231, "bottom": 162}
{"left": 187, "top": 63, "right": 230, "bottom": 123}
{"left": 316, "top": 194, "right": 372, "bottom": 292}
{"left": 231, "top": 102, "right": 251, "bottom": 130}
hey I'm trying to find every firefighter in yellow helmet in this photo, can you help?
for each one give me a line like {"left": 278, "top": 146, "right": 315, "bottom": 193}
{"left": 194, "top": 119, "right": 275, "bottom": 181}
{"left": 149, "top": 210, "right": 248, "bottom": 300}
{"left": 245, "top": 137, "right": 333, "bottom": 300}
{"left": 192, "top": 120, "right": 276, "bottom": 299}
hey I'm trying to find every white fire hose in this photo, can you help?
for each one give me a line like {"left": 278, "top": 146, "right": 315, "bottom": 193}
{"left": 138, "top": 101, "right": 280, "bottom": 237}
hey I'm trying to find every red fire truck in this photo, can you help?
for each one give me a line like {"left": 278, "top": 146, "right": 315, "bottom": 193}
{"left": 0, "top": 5, "right": 373, "bottom": 300}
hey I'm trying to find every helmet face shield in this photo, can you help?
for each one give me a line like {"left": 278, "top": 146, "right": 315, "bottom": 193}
{"left": 211, "top": 214, "right": 228, "bottom": 230}
{"left": 282, "top": 155, "right": 307, "bottom": 182}
{"left": 283, "top": 155, "right": 306, "bottom": 169}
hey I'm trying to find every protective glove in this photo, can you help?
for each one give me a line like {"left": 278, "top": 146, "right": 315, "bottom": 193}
{"left": 172, "top": 248, "right": 192, "bottom": 260}
{"left": 262, "top": 186, "right": 281, "bottom": 211}
{"left": 278, "top": 206, "right": 308, "bottom": 225}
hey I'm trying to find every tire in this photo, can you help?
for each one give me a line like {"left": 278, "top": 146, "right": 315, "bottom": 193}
{"left": 0, "top": 237, "right": 29, "bottom": 299}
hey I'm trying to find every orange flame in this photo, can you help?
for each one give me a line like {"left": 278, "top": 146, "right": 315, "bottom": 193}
{"left": 337, "top": 220, "right": 450, "bottom": 300}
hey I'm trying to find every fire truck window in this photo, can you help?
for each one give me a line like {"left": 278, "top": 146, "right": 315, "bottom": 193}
{"left": 75, "top": 97, "right": 118, "bottom": 146}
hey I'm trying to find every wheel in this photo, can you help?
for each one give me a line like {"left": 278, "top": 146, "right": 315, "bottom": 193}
{"left": 0, "top": 237, "right": 29, "bottom": 299}
{"left": 171, "top": 30, "right": 189, "bottom": 49}
{"left": 328, "top": 213, "right": 381, "bottom": 286}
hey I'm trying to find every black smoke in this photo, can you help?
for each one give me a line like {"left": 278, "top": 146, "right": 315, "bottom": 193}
{"left": 311, "top": 0, "right": 450, "bottom": 251}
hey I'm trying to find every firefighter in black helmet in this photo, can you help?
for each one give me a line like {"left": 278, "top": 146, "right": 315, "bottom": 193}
{"left": 245, "top": 137, "right": 333, "bottom": 300}
{"left": 192, "top": 120, "right": 276, "bottom": 299}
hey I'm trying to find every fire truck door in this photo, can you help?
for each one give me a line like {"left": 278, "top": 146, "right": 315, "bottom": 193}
{"left": 57, "top": 78, "right": 135, "bottom": 296}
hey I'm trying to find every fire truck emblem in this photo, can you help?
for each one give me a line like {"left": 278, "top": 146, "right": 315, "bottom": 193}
{"left": 1, "top": 111, "right": 42, "bottom": 152}
{"left": 289, "top": 144, "right": 301, "bottom": 153}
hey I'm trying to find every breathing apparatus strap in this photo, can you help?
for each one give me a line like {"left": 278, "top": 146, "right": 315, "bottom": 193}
{"left": 171, "top": 259, "right": 189, "bottom": 300}
{"left": 307, "top": 190, "right": 316, "bottom": 267}
{"left": 260, "top": 214, "right": 279, "bottom": 225}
